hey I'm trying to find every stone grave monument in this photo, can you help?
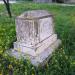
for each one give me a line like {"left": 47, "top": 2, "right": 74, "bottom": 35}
{"left": 10, "top": 10, "right": 61, "bottom": 66}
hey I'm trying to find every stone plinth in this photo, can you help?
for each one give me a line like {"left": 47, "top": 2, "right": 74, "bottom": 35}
{"left": 10, "top": 10, "right": 61, "bottom": 66}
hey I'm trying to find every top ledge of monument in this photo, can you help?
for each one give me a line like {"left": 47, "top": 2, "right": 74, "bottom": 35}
{"left": 16, "top": 10, "right": 53, "bottom": 20}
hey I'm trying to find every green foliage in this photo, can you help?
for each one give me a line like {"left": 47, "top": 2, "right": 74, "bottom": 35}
{"left": 0, "top": 3, "right": 75, "bottom": 75}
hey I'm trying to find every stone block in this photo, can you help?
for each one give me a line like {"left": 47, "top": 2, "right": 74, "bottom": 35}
{"left": 9, "top": 10, "right": 61, "bottom": 66}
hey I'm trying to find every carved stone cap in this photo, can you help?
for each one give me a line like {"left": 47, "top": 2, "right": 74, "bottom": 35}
{"left": 16, "top": 10, "right": 53, "bottom": 20}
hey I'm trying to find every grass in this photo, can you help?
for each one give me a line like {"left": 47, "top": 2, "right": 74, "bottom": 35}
{"left": 0, "top": 2, "right": 75, "bottom": 75}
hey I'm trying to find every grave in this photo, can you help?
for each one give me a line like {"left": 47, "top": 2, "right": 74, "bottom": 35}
{"left": 10, "top": 10, "right": 61, "bottom": 66}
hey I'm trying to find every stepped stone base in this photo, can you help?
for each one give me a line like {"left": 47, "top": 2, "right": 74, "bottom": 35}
{"left": 8, "top": 39, "right": 61, "bottom": 66}
{"left": 13, "top": 34, "right": 57, "bottom": 56}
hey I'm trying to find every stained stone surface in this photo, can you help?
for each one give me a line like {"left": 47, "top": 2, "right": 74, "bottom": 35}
{"left": 9, "top": 10, "right": 61, "bottom": 66}
{"left": 16, "top": 10, "right": 54, "bottom": 45}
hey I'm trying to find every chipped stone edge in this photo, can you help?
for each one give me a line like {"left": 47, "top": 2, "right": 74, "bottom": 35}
{"left": 6, "top": 39, "right": 61, "bottom": 67}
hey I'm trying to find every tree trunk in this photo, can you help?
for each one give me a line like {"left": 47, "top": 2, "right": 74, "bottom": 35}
{"left": 3, "top": 0, "right": 12, "bottom": 18}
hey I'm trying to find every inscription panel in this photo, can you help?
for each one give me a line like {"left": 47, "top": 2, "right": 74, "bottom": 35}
{"left": 16, "top": 19, "right": 35, "bottom": 45}
{"left": 39, "top": 17, "right": 54, "bottom": 41}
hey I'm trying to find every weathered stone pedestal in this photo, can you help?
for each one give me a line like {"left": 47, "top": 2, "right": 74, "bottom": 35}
{"left": 10, "top": 10, "right": 61, "bottom": 66}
